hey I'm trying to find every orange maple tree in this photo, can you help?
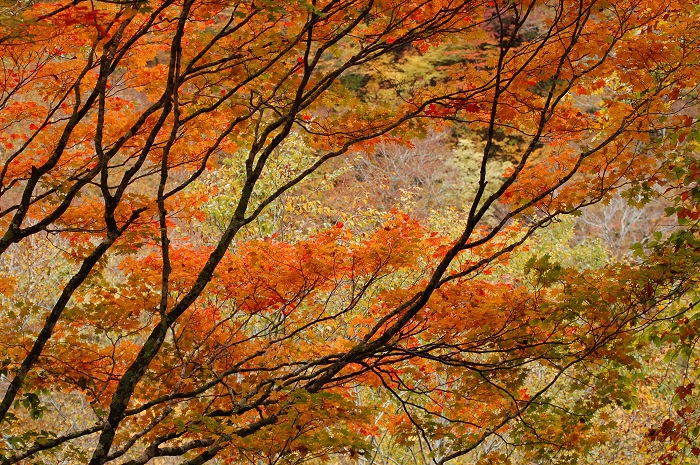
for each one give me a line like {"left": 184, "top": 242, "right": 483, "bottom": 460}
{"left": 0, "top": 0, "right": 698, "bottom": 464}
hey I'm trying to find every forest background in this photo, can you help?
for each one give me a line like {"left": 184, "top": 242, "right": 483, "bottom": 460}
{"left": 0, "top": 0, "right": 699, "bottom": 464}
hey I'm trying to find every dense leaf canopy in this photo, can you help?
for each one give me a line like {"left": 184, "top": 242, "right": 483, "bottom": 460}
{"left": 0, "top": 0, "right": 699, "bottom": 464}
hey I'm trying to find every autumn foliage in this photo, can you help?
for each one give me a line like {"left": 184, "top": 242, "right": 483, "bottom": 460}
{"left": 0, "top": 0, "right": 699, "bottom": 464}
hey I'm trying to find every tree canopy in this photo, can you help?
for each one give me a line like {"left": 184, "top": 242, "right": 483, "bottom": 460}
{"left": 0, "top": 0, "right": 699, "bottom": 464}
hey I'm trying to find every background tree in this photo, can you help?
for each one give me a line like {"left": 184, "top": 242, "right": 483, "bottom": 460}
{"left": 0, "top": 0, "right": 698, "bottom": 464}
